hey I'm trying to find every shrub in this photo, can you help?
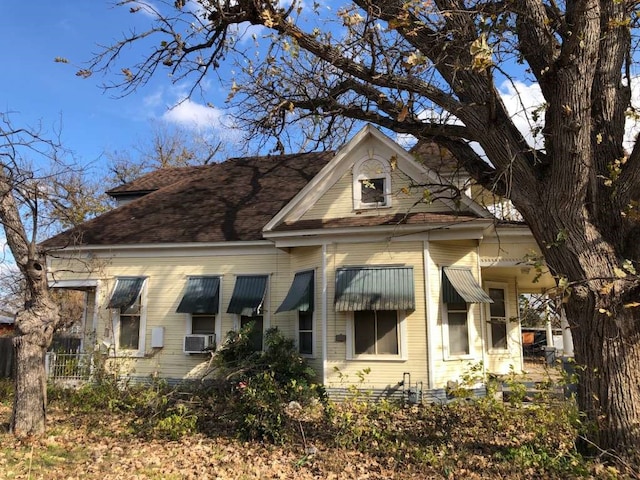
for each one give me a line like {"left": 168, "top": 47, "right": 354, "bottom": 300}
{"left": 211, "top": 326, "right": 324, "bottom": 442}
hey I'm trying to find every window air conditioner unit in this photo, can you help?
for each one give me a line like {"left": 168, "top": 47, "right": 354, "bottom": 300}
{"left": 184, "top": 334, "right": 216, "bottom": 354}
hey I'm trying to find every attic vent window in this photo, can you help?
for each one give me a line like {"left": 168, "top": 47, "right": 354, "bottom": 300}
{"left": 360, "top": 178, "right": 386, "bottom": 205}
{"left": 353, "top": 157, "right": 392, "bottom": 210}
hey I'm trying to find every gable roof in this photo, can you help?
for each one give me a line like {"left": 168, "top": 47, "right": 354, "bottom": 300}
{"left": 43, "top": 152, "right": 334, "bottom": 248}
{"left": 264, "top": 125, "right": 491, "bottom": 233}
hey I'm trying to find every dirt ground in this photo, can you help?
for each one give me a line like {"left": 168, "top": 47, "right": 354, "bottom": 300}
{"left": 522, "top": 357, "right": 565, "bottom": 383}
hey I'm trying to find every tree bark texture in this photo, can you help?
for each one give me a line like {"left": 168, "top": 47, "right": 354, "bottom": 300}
{"left": 11, "top": 335, "right": 48, "bottom": 436}
{"left": 10, "top": 296, "right": 58, "bottom": 436}
{"left": 569, "top": 299, "right": 640, "bottom": 457}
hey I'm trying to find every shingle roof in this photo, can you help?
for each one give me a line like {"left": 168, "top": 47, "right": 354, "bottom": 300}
{"left": 106, "top": 166, "right": 206, "bottom": 196}
{"left": 43, "top": 152, "right": 334, "bottom": 248}
{"left": 409, "top": 142, "right": 459, "bottom": 174}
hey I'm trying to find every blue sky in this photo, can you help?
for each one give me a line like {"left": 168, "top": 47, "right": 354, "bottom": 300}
{"left": 1, "top": 1, "right": 234, "bottom": 179}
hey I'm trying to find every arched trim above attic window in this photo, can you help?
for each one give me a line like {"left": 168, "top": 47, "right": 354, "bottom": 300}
{"left": 352, "top": 155, "right": 392, "bottom": 210}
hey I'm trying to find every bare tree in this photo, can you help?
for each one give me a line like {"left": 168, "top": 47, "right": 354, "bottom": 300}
{"left": 105, "top": 121, "right": 225, "bottom": 186}
{"left": 88, "top": 0, "right": 640, "bottom": 460}
{"left": 0, "top": 112, "right": 80, "bottom": 435}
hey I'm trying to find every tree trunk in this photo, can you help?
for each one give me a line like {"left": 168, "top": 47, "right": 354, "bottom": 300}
{"left": 567, "top": 297, "right": 640, "bottom": 461}
{"left": 11, "top": 336, "right": 48, "bottom": 435}
{"left": 10, "top": 298, "right": 58, "bottom": 436}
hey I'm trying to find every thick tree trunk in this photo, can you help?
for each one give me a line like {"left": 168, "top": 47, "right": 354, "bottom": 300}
{"left": 10, "top": 298, "right": 58, "bottom": 436}
{"left": 11, "top": 336, "right": 48, "bottom": 435}
{"left": 567, "top": 298, "right": 640, "bottom": 460}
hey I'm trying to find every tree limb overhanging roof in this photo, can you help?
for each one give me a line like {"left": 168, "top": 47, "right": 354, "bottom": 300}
{"left": 42, "top": 145, "right": 488, "bottom": 249}
{"left": 43, "top": 152, "right": 335, "bottom": 247}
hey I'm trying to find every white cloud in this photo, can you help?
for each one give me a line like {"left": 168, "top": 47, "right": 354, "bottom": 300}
{"left": 162, "top": 99, "right": 223, "bottom": 129}
{"left": 497, "top": 80, "right": 545, "bottom": 149}
{"left": 624, "top": 75, "right": 640, "bottom": 153}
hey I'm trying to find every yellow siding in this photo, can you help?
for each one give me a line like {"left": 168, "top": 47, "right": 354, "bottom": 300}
{"left": 287, "top": 246, "right": 323, "bottom": 376}
{"left": 300, "top": 164, "right": 458, "bottom": 222}
{"left": 324, "top": 241, "right": 429, "bottom": 390}
{"left": 50, "top": 248, "right": 300, "bottom": 381}
{"left": 427, "top": 241, "right": 485, "bottom": 388}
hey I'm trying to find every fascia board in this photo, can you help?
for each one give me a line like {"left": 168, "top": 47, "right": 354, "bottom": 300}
{"left": 481, "top": 224, "right": 536, "bottom": 243}
{"left": 48, "top": 241, "right": 277, "bottom": 259}
{"left": 264, "top": 126, "right": 380, "bottom": 232}
{"left": 264, "top": 220, "right": 493, "bottom": 246}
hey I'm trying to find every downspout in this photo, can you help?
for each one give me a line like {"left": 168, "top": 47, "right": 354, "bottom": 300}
{"left": 476, "top": 243, "right": 488, "bottom": 380}
{"left": 423, "top": 237, "right": 435, "bottom": 390}
{"left": 322, "top": 242, "right": 328, "bottom": 385}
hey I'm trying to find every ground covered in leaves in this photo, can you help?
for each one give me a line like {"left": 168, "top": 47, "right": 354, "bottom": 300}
{"left": 0, "top": 386, "right": 630, "bottom": 480}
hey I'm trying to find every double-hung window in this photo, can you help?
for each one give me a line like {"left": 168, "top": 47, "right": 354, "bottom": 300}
{"left": 335, "top": 266, "right": 414, "bottom": 360}
{"left": 107, "top": 277, "right": 146, "bottom": 355}
{"left": 276, "top": 270, "right": 315, "bottom": 356}
{"left": 441, "top": 267, "right": 493, "bottom": 359}
{"left": 227, "top": 275, "right": 269, "bottom": 351}
{"left": 353, "top": 310, "right": 399, "bottom": 355}
{"left": 444, "top": 302, "right": 470, "bottom": 356}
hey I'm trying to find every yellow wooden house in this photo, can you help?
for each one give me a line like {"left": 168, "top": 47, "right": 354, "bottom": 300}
{"left": 44, "top": 125, "right": 555, "bottom": 400}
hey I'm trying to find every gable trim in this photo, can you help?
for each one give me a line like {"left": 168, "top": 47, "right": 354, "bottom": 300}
{"left": 263, "top": 125, "right": 492, "bottom": 233}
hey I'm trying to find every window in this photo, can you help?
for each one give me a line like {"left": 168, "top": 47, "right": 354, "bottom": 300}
{"left": 119, "top": 295, "right": 141, "bottom": 350}
{"left": 354, "top": 310, "right": 398, "bottom": 355}
{"left": 108, "top": 277, "right": 146, "bottom": 354}
{"left": 241, "top": 315, "right": 264, "bottom": 351}
{"left": 352, "top": 157, "right": 392, "bottom": 209}
{"left": 191, "top": 314, "right": 216, "bottom": 335}
{"left": 488, "top": 287, "right": 508, "bottom": 350}
{"left": 298, "top": 311, "right": 313, "bottom": 355}
{"left": 444, "top": 302, "right": 470, "bottom": 356}
{"left": 360, "top": 178, "right": 386, "bottom": 205}
{"left": 276, "top": 270, "right": 315, "bottom": 356}
{"left": 177, "top": 276, "right": 221, "bottom": 340}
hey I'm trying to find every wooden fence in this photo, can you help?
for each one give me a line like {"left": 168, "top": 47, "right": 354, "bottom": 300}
{"left": 0, "top": 337, "right": 15, "bottom": 378}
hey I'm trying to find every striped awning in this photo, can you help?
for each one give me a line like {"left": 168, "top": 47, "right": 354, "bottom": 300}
{"left": 334, "top": 266, "right": 415, "bottom": 311}
{"left": 276, "top": 270, "right": 314, "bottom": 313}
{"left": 226, "top": 275, "right": 268, "bottom": 316}
{"left": 442, "top": 267, "right": 493, "bottom": 303}
{"left": 107, "top": 277, "right": 144, "bottom": 310}
{"left": 176, "top": 276, "right": 220, "bottom": 314}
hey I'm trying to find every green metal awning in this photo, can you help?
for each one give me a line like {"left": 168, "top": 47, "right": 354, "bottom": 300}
{"left": 442, "top": 267, "right": 493, "bottom": 303}
{"left": 334, "top": 266, "right": 415, "bottom": 311}
{"left": 226, "top": 275, "right": 268, "bottom": 316}
{"left": 276, "top": 270, "right": 314, "bottom": 313}
{"left": 107, "top": 277, "right": 144, "bottom": 310}
{"left": 176, "top": 276, "right": 220, "bottom": 314}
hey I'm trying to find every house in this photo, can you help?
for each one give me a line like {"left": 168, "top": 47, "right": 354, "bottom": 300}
{"left": 0, "top": 311, "right": 15, "bottom": 337}
{"left": 43, "top": 125, "right": 555, "bottom": 400}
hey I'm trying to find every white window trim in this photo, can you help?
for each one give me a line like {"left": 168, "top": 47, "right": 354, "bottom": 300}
{"left": 352, "top": 156, "right": 392, "bottom": 210}
{"left": 110, "top": 279, "right": 147, "bottom": 358}
{"left": 441, "top": 299, "right": 474, "bottom": 361}
{"left": 296, "top": 310, "right": 315, "bottom": 358}
{"left": 346, "top": 310, "right": 408, "bottom": 361}
{"left": 485, "top": 281, "right": 510, "bottom": 354}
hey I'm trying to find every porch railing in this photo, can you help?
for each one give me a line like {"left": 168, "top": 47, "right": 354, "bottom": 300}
{"left": 45, "top": 352, "right": 93, "bottom": 385}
